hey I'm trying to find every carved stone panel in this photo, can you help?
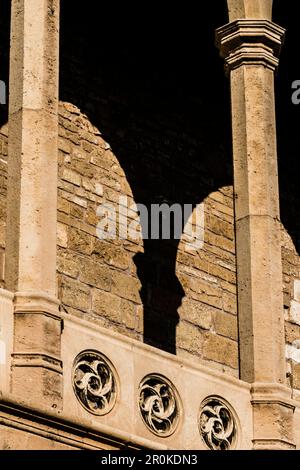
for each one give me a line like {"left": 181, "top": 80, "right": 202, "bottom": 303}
{"left": 72, "top": 350, "right": 117, "bottom": 415}
{"left": 199, "top": 396, "right": 237, "bottom": 450}
{"left": 138, "top": 374, "right": 180, "bottom": 437}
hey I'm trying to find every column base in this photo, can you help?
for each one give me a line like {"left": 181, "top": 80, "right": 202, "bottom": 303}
{"left": 11, "top": 291, "right": 63, "bottom": 410}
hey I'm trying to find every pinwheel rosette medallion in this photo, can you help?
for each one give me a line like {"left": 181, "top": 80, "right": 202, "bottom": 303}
{"left": 72, "top": 350, "right": 117, "bottom": 415}
{"left": 199, "top": 397, "right": 237, "bottom": 450}
{"left": 138, "top": 374, "right": 180, "bottom": 437}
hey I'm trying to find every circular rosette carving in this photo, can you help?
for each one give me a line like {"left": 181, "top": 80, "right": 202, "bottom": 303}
{"left": 72, "top": 350, "right": 117, "bottom": 415}
{"left": 199, "top": 397, "right": 237, "bottom": 450}
{"left": 138, "top": 374, "right": 180, "bottom": 437}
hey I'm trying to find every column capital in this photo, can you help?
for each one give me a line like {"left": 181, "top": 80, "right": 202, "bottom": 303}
{"left": 216, "top": 19, "right": 285, "bottom": 72}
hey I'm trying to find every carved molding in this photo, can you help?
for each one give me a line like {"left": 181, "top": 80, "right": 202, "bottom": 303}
{"left": 199, "top": 396, "right": 237, "bottom": 450}
{"left": 14, "top": 291, "right": 61, "bottom": 319}
{"left": 72, "top": 350, "right": 117, "bottom": 415}
{"left": 12, "top": 352, "right": 63, "bottom": 374}
{"left": 216, "top": 20, "right": 286, "bottom": 72}
{"left": 138, "top": 374, "right": 180, "bottom": 437}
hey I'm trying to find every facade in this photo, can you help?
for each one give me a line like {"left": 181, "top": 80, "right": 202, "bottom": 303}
{"left": 0, "top": 0, "right": 300, "bottom": 450}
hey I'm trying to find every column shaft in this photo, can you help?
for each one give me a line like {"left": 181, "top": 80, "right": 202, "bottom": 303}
{"left": 231, "top": 63, "right": 284, "bottom": 384}
{"left": 217, "top": 19, "right": 295, "bottom": 449}
{"left": 7, "top": 0, "right": 62, "bottom": 408}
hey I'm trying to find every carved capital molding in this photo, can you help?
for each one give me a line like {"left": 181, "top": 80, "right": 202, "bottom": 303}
{"left": 216, "top": 20, "right": 285, "bottom": 72}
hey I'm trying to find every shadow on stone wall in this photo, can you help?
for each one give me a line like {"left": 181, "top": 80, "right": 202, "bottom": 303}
{"left": 59, "top": 2, "right": 231, "bottom": 354}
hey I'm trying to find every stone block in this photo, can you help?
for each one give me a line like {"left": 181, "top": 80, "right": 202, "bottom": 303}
{"left": 57, "top": 249, "right": 81, "bottom": 278}
{"left": 203, "top": 332, "right": 238, "bottom": 369}
{"left": 177, "top": 321, "right": 205, "bottom": 354}
{"left": 68, "top": 227, "right": 93, "bottom": 255}
{"left": 223, "top": 290, "right": 237, "bottom": 314}
{"left": 79, "top": 257, "right": 111, "bottom": 291}
{"left": 111, "top": 270, "right": 141, "bottom": 304}
{"left": 60, "top": 276, "right": 90, "bottom": 312}
{"left": 92, "top": 239, "right": 129, "bottom": 270}
{"left": 178, "top": 298, "right": 214, "bottom": 330}
{"left": 62, "top": 168, "right": 81, "bottom": 186}
{"left": 213, "top": 311, "right": 238, "bottom": 340}
{"left": 91, "top": 289, "right": 135, "bottom": 329}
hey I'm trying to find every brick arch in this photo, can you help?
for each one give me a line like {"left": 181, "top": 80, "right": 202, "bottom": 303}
{"left": 227, "top": 0, "right": 273, "bottom": 21}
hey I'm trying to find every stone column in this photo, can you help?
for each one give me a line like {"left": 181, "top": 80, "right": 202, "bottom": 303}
{"left": 216, "top": 20, "right": 295, "bottom": 449}
{"left": 6, "top": 0, "right": 62, "bottom": 408}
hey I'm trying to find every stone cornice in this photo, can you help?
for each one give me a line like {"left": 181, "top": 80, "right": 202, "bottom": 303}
{"left": 0, "top": 396, "right": 166, "bottom": 450}
{"left": 216, "top": 20, "right": 286, "bottom": 72}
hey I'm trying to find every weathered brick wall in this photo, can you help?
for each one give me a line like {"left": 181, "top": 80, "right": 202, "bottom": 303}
{"left": 57, "top": 100, "right": 238, "bottom": 375}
